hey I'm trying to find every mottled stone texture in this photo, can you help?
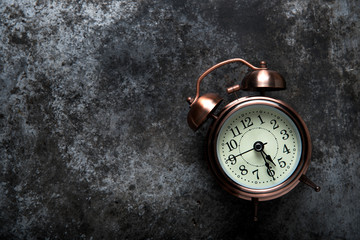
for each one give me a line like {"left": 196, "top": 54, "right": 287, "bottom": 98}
{"left": 0, "top": 0, "right": 359, "bottom": 239}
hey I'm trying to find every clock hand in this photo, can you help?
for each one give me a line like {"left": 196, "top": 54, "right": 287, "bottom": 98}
{"left": 225, "top": 142, "right": 268, "bottom": 162}
{"left": 261, "top": 150, "right": 276, "bottom": 166}
{"left": 260, "top": 151, "right": 275, "bottom": 180}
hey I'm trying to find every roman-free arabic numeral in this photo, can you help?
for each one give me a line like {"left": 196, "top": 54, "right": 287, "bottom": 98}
{"left": 280, "top": 129, "right": 289, "bottom": 140}
{"left": 283, "top": 144, "right": 290, "bottom": 154}
{"left": 258, "top": 115, "right": 265, "bottom": 124}
{"left": 267, "top": 166, "right": 275, "bottom": 177}
{"left": 252, "top": 169, "right": 259, "bottom": 180}
{"left": 225, "top": 154, "right": 237, "bottom": 165}
{"left": 230, "top": 126, "right": 241, "bottom": 138}
{"left": 239, "top": 165, "right": 248, "bottom": 175}
{"left": 240, "top": 117, "right": 253, "bottom": 129}
{"left": 270, "top": 119, "right": 279, "bottom": 129}
{"left": 226, "top": 139, "right": 238, "bottom": 152}
{"left": 277, "top": 157, "right": 286, "bottom": 168}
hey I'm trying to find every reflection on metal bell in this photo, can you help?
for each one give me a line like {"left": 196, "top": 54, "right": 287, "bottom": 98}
{"left": 241, "top": 69, "right": 286, "bottom": 91}
{"left": 187, "top": 93, "right": 223, "bottom": 131}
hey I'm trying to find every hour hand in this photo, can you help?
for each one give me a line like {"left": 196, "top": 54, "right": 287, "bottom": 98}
{"left": 263, "top": 151, "right": 276, "bottom": 166}
{"left": 260, "top": 152, "right": 276, "bottom": 180}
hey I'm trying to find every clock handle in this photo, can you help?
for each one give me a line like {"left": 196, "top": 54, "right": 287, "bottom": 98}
{"left": 186, "top": 58, "right": 267, "bottom": 131}
{"left": 300, "top": 175, "right": 321, "bottom": 192}
{"left": 187, "top": 58, "right": 265, "bottom": 106}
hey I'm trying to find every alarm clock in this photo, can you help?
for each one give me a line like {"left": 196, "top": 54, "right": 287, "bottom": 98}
{"left": 186, "top": 58, "right": 320, "bottom": 221}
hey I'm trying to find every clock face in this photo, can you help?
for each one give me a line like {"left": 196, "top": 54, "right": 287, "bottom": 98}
{"left": 216, "top": 103, "right": 302, "bottom": 190}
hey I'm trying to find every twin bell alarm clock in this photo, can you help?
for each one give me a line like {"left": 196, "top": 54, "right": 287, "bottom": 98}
{"left": 186, "top": 58, "right": 320, "bottom": 221}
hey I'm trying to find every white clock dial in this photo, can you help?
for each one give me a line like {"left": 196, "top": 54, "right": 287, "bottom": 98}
{"left": 216, "top": 104, "right": 302, "bottom": 189}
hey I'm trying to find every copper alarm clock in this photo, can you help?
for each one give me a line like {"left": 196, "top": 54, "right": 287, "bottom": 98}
{"left": 186, "top": 58, "right": 320, "bottom": 221}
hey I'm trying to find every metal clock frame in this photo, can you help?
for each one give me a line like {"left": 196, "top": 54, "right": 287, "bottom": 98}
{"left": 206, "top": 96, "right": 312, "bottom": 201}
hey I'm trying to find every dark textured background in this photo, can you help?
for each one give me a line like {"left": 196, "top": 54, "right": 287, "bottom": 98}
{"left": 1, "top": 0, "right": 359, "bottom": 239}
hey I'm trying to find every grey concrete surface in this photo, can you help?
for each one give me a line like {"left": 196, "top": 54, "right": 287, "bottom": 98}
{"left": 0, "top": 0, "right": 359, "bottom": 239}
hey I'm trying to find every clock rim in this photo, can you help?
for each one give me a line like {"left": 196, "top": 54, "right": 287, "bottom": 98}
{"left": 206, "top": 96, "right": 312, "bottom": 201}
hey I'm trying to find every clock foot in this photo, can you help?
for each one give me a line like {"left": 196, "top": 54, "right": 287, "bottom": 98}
{"left": 252, "top": 197, "right": 259, "bottom": 222}
{"left": 300, "top": 175, "right": 321, "bottom": 192}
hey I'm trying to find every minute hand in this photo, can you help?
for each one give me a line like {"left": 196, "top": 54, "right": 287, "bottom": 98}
{"left": 228, "top": 142, "right": 268, "bottom": 160}
{"left": 260, "top": 151, "right": 276, "bottom": 180}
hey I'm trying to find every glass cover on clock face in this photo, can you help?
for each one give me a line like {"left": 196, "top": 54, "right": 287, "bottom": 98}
{"left": 216, "top": 104, "right": 302, "bottom": 189}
